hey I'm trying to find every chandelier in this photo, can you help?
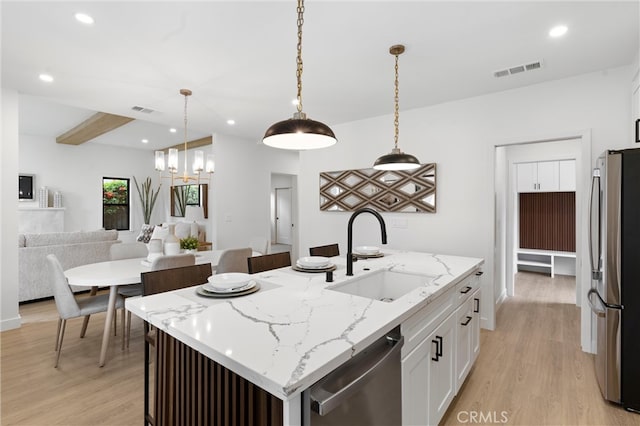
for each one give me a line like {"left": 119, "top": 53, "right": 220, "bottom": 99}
{"left": 154, "top": 89, "right": 215, "bottom": 185}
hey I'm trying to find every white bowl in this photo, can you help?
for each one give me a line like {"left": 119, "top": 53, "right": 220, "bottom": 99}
{"left": 355, "top": 246, "right": 380, "bottom": 255}
{"left": 207, "top": 273, "right": 252, "bottom": 290}
{"left": 297, "top": 256, "right": 330, "bottom": 268}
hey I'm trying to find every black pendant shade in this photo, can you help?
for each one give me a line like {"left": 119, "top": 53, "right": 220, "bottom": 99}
{"left": 263, "top": 115, "right": 337, "bottom": 150}
{"left": 373, "top": 148, "right": 421, "bottom": 171}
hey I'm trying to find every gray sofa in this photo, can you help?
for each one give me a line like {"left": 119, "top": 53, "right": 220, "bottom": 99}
{"left": 18, "top": 230, "right": 120, "bottom": 302}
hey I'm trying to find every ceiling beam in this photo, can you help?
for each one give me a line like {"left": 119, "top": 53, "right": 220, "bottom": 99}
{"left": 159, "top": 136, "right": 213, "bottom": 153}
{"left": 56, "top": 112, "right": 135, "bottom": 145}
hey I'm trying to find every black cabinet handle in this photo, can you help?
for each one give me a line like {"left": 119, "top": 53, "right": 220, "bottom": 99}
{"left": 431, "top": 336, "right": 443, "bottom": 361}
{"left": 461, "top": 316, "right": 472, "bottom": 326}
{"left": 475, "top": 271, "right": 484, "bottom": 276}
{"left": 474, "top": 298, "right": 480, "bottom": 313}
{"left": 460, "top": 286, "right": 472, "bottom": 294}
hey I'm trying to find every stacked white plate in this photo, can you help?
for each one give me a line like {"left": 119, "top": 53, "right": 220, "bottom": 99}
{"left": 296, "top": 256, "right": 331, "bottom": 270}
{"left": 203, "top": 273, "right": 255, "bottom": 294}
{"left": 355, "top": 246, "right": 380, "bottom": 255}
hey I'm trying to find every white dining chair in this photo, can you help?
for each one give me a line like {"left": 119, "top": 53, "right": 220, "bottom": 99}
{"left": 216, "top": 248, "right": 252, "bottom": 274}
{"left": 150, "top": 253, "right": 196, "bottom": 271}
{"left": 47, "top": 254, "right": 125, "bottom": 368}
{"left": 111, "top": 242, "right": 148, "bottom": 348}
{"left": 249, "top": 237, "right": 269, "bottom": 255}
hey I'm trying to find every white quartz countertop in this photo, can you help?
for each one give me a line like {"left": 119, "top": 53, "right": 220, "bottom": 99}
{"left": 126, "top": 250, "right": 483, "bottom": 400}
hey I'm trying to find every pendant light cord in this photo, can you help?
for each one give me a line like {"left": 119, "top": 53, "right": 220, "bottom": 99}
{"left": 296, "top": 0, "right": 304, "bottom": 113}
{"left": 394, "top": 53, "right": 400, "bottom": 150}
{"left": 183, "top": 91, "right": 189, "bottom": 177}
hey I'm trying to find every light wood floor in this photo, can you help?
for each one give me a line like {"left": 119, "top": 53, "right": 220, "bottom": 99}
{"left": 442, "top": 272, "right": 640, "bottom": 426}
{"left": 2, "top": 274, "right": 639, "bottom": 425}
{"left": 1, "top": 292, "right": 145, "bottom": 425}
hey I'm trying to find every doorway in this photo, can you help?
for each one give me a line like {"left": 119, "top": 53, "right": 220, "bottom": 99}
{"left": 493, "top": 132, "right": 593, "bottom": 353}
{"left": 270, "top": 173, "right": 297, "bottom": 257}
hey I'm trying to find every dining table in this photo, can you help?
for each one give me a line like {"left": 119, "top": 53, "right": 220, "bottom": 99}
{"left": 64, "top": 249, "right": 240, "bottom": 366}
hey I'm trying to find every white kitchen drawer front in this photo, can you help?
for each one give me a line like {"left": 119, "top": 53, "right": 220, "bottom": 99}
{"left": 456, "top": 269, "right": 482, "bottom": 305}
{"left": 401, "top": 287, "right": 455, "bottom": 358}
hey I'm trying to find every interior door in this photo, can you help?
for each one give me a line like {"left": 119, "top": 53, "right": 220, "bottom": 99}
{"left": 275, "top": 187, "right": 292, "bottom": 245}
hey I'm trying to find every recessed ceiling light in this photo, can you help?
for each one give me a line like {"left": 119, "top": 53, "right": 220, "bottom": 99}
{"left": 169, "top": 128, "right": 177, "bottom": 133}
{"left": 141, "top": 139, "right": 149, "bottom": 144}
{"left": 549, "top": 25, "right": 568, "bottom": 38}
{"left": 39, "top": 73, "right": 54, "bottom": 83}
{"left": 226, "top": 119, "right": 235, "bottom": 125}
{"left": 75, "top": 13, "right": 94, "bottom": 25}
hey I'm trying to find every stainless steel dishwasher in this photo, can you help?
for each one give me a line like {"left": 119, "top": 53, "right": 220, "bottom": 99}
{"left": 302, "top": 327, "right": 403, "bottom": 425}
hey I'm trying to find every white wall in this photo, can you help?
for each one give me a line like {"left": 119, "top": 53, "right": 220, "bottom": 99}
{"left": 19, "top": 134, "right": 164, "bottom": 241}
{"left": 209, "top": 133, "right": 299, "bottom": 251}
{"left": 298, "top": 65, "right": 633, "bottom": 332}
{"left": 1, "top": 88, "right": 21, "bottom": 330}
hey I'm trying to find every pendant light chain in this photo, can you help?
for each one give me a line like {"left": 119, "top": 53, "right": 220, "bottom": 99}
{"left": 183, "top": 90, "right": 189, "bottom": 177}
{"left": 296, "top": 0, "right": 304, "bottom": 113}
{"left": 394, "top": 53, "right": 400, "bottom": 150}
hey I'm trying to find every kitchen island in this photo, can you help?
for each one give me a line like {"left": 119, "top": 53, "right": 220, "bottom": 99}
{"left": 126, "top": 250, "right": 483, "bottom": 425}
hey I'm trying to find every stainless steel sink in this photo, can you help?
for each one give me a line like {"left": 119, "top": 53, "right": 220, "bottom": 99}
{"left": 328, "top": 270, "right": 435, "bottom": 302}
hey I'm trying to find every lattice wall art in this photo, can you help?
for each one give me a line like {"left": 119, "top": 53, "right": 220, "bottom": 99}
{"left": 319, "top": 163, "right": 436, "bottom": 212}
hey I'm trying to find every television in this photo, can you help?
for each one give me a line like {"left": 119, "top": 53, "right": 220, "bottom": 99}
{"left": 19, "top": 174, "right": 34, "bottom": 200}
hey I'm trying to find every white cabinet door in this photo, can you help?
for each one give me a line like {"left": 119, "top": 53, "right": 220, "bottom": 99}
{"left": 558, "top": 160, "right": 576, "bottom": 191}
{"left": 402, "top": 312, "right": 456, "bottom": 426}
{"left": 455, "top": 297, "right": 473, "bottom": 392}
{"left": 401, "top": 339, "right": 430, "bottom": 426}
{"left": 428, "top": 312, "right": 456, "bottom": 426}
{"left": 516, "top": 162, "right": 537, "bottom": 192}
{"left": 471, "top": 289, "right": 481, "bottom": 363}
{"left": 536, "top": 161, "right": 559, "bottom": 191}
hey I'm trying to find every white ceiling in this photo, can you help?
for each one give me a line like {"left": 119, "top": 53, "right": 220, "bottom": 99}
{"left": 3, "top": 1, "right": 638, "bottom": 151}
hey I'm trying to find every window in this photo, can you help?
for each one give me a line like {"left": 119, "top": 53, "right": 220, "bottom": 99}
{"left": 103, "top": 177, "right": 130, "bottom": 230}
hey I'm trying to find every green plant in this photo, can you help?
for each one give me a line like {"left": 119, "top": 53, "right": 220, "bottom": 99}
{"left": 133, "top": 176, "right": 161, "bottom": 224}
{"left": 180, "top": 236, "right": 199, "bottom": 250}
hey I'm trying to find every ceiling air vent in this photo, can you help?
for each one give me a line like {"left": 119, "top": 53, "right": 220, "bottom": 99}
{"left": 131, "top": 105, "right": 155, "bottom": 114}
{"left": 494, "top": 60, "right": 543, "bottom": 78}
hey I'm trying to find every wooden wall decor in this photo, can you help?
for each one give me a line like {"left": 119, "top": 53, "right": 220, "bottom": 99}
{"left": 519, "top": 192, "right": 576, "bottom": 252}
{"left": 319, "top": 163, "right": 436, "bottom": 212}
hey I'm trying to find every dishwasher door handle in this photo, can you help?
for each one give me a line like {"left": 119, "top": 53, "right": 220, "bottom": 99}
{"left": 310, "top": 335, "right": 404, "bottom": 416}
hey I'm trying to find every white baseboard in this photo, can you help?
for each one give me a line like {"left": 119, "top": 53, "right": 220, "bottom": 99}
{"left": 0, "top": 315, "right": 22, "bottom": 331}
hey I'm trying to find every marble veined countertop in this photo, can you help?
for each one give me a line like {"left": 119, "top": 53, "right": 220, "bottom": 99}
{"left": 126, "top": 250, "right": 483, "bottom": 400}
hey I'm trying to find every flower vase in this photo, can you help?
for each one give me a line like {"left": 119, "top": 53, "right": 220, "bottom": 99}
{"left": 163, "top": 224, "right": 180, "bottom": 256}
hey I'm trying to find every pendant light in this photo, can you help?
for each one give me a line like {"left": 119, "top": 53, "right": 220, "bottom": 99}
{"left": 373, "top": 44, "right": 420, "bottom": 171}
{"left": 154, "top": 89, "right": 215, "bottom": 185}
{"left": 263, "top": 0, "right": 337, "bottom": 150}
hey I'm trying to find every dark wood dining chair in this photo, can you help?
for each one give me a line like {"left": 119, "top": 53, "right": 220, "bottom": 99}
{"left": 140, "top": 263, "right": 212, "bottom": 426}
{"left": 309, "top": 243, "right": 340, "bottom": 257}
{"left": 247, "top": 252, "right": 292, "bottom": 274}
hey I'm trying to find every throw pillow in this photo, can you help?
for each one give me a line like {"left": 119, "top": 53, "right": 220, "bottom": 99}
{"left": 136, "top": 224, "right": 155, "bottom": 243}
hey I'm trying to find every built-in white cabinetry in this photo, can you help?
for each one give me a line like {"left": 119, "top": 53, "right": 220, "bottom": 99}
{"left": 402, "top": 310, "right": 456, "bottom": 426}
{"left": 558, "top": 160, "right": 576, "bottom": 191}
{"left": 516, "top": 160, "right": 576, "bottom": 193}
{"left": 401, "top": 269, "right": 482, "bottom": 426}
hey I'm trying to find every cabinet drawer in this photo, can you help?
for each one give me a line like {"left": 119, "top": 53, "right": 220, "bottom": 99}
{"left": 401, "top": 287, "right": 455, "bottom": 358}
{"left": 456, "top": 270, "right": 482, "bottom": 306}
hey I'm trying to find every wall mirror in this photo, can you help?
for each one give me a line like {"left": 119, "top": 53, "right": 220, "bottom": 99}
{"left": 170, "top": 183, "right": 208, "bottom": 218}
{"left": 319, "top": 164, "right": 436, "bottom": 213}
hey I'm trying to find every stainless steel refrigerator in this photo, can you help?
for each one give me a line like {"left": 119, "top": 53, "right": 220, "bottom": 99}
{"left": 589, "top": 148, "right": 640, "bottom": 413}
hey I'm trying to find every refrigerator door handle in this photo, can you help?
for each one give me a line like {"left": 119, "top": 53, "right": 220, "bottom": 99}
{"left": 589, "top": 170, "right": 602, "bottom": 280}
{"left": 588, "top": 288, "right": 623, "bottom": 316}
